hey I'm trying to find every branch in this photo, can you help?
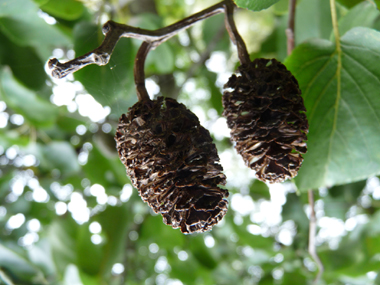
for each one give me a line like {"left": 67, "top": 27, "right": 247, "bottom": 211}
{"left": 223, "top": 1, "right": 250, "bottom": 65}
{"left": 286, "top": 0, "right": 296, "bottom": 55}
{"left": 48, "top": 1, "right": 227, "bottom": 79}
{"left": 308, "top": 190, "right": 324, "bottom": 284}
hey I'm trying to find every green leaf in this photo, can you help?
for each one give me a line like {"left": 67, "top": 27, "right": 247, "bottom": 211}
{"left": 366, "top": 211, "right": 380, "bottom": 236}
{"left": 76, "top": 224, "right": 103, "bottom": 276}
{"left": 0, "top": 68, "right": 58, "bottom": 127}
{"left": 324, "top": 180, "right": 366, "bottom": 219}
{"left": 83, "top": 142, "right": 129, "bottom": 187}
{"left": 0, "top": 31, "right": 46, "bottom": 91}
{"left": 282, "top": 193, "right": 309, "bottom": 232}
{"left": 56, "top": 113, "right": 87, "bottom": 133}
{"left": 259, "top": 14, "right": 288, "bottom": 61}
{"left": 0, "top": 170, "right": 16, "bottom": 200}
{"left": 168, "top": 252, "right": 207, "bottom": 284}
{"left": 336, "top": 0, "right": 364, "bottom": 8}
{"left": 249, "top": 179, "right": 270, "bottom": 200}
{"left": 337, "top": 1, "right": 380, "bottom": 38}
{"left": 319, "top": 239, "right": 364, "bottom": 272}
{"left": 42, "top": 142, "right": 81, "bottom": 175}
{"left": 188, "top": 236, "right": 217, "bottom": 269}
{"left": 139, "top": 214, "right": 185, "bottom": 250}
{"left": 286, "top": 27, "right": 380, "bottom": 191}
{"left": 147, "top": 42, "right": 175, "bottom": 74}
{"left": 48, "top": 217, "right": 78, "bottom": 273}
{"left": 375, "top": 270, "right": 380, "bottom": 284}
{"left": 33, "top": 0, "right": 49, "bottom": 5}
{"left": 27, "top": 240, "right": 56, "bottom": 277}
{"left": 273, "top": 0, "right": 289, "bottom": 14}
{"left": 0, "top": 130, "right": 29, "bottom": 149}
{"left": 202, "top": 70, "right": 223, "bottom": 115}
{"left": 295, "top": 0, "right": 332, "bottom": 45}
{"left": 202, "top": 14, "right": 230, "bottom": 52}
{"left": 282, "top": 268, "right": 307, "bottom": 284}
{"left": 96, "top": 204, "right": 130, "bottom": 275}
{"left": 233, "top": 0, "right": 280, "bottom": 11}
{"left": 365, "top": 235, "right": 380, "bottom": 258}
{"left": 40, "top": 0, "right": 84, "bottom": 21}
{"left": 0, "top": 244, "right": 43, "bottom": 283}
{"left": 229, "top": 214, "right": 274, "bottom": 250}
{"left": 0, "top": 0, "right": 70, "bottom": 59}
{"left": 0, "top": 0, "right": 34, "bottom": 16}
{"left": 73, "top": 21, "right": 134, "bottom": 107}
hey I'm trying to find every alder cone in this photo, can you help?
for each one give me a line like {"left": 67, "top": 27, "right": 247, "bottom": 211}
{"left": 115, "top": 97, "right": 228, "bottom": 234}
{"left": 222, "top": 58, "right": 308, "bottom": 183}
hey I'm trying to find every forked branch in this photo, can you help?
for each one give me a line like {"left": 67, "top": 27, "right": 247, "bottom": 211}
{"left": 48, "top": 0, "right": 244, "bottom": 79}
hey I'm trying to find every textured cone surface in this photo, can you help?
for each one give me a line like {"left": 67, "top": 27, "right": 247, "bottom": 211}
{"left": 222, "top": 58, "right": 308, "bottom": 183}
{"left": 115, "top": 97, "right": 228, "bottom": 234}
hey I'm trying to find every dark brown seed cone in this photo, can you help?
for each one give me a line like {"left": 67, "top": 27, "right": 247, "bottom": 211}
{"left": 115, "top": 96, "right": 228, "bottom": 234}
{"left": 222, "top": 58, "right": 309, "bottom": 183}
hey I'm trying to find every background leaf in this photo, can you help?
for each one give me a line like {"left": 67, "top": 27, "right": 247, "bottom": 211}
{"left": 0, "top": 31, "right": 46, "bottom": 91}
{"left": 336, "top": 0, "right": 365, "bottom": 8}
{"left": 73, "top": 21, "right": 135, "bottom": 107}
{"left": 42, "top": 142, "right": 81, "bottom": 176}
{"left": 295, "top": 0, "right": 332, "bottom": 44}
{"left": 0, "top": 68, "right": 58, "bottom": 127}
{"left": 0, "top": 0, "right": 70, "bottom": 59}
{"left": 40, "top": 0, "right": 84, "bottom": 21}
{"left": 233, "top": 0, "right": 281, "bottom": 11}
{"left": 336, "top": 1, "right": 380, "bottom": 38}
{"left": 0, "top": 244, "right": 44, "bottom": 283}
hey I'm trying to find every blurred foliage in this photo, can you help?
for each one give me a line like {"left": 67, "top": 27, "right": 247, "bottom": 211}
{"left": 1, "top": 0, "right": 380, "bottom": 284}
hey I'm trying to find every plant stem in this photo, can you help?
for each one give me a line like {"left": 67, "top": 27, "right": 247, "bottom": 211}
{"left": 134, "top": 42, "right": 152, "bottom": 102}
{"left": 286, "top": 0, "right": 296, "bottom": 55}
{"left": 308, "top": 190, "right": 324, "bottom": 284}
{"left": 223, "top": 1, "right": 250, "bottom": 65}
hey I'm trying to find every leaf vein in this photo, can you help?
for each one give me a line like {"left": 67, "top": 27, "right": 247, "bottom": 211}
{"left": 301, "top": 55, "right": 334, "bottom": 101}
{"left": 341, "top": 66, "right": 380, "bottom": 128}
{"left": 342, "top": 51, "right": 380, "bottom": 85}
{"left": 341, "top": 43, "right": 380, "bottom": 58}
{"left": 308, "top": 74, "right": 335, "bottom": 122}
{"left": 340, "top": 97, "right": 371, "bottom": 163}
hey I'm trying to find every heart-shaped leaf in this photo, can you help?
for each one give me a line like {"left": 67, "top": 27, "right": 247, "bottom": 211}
{"left": 285, "top": 27, "right": 380, "bottom": 191}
